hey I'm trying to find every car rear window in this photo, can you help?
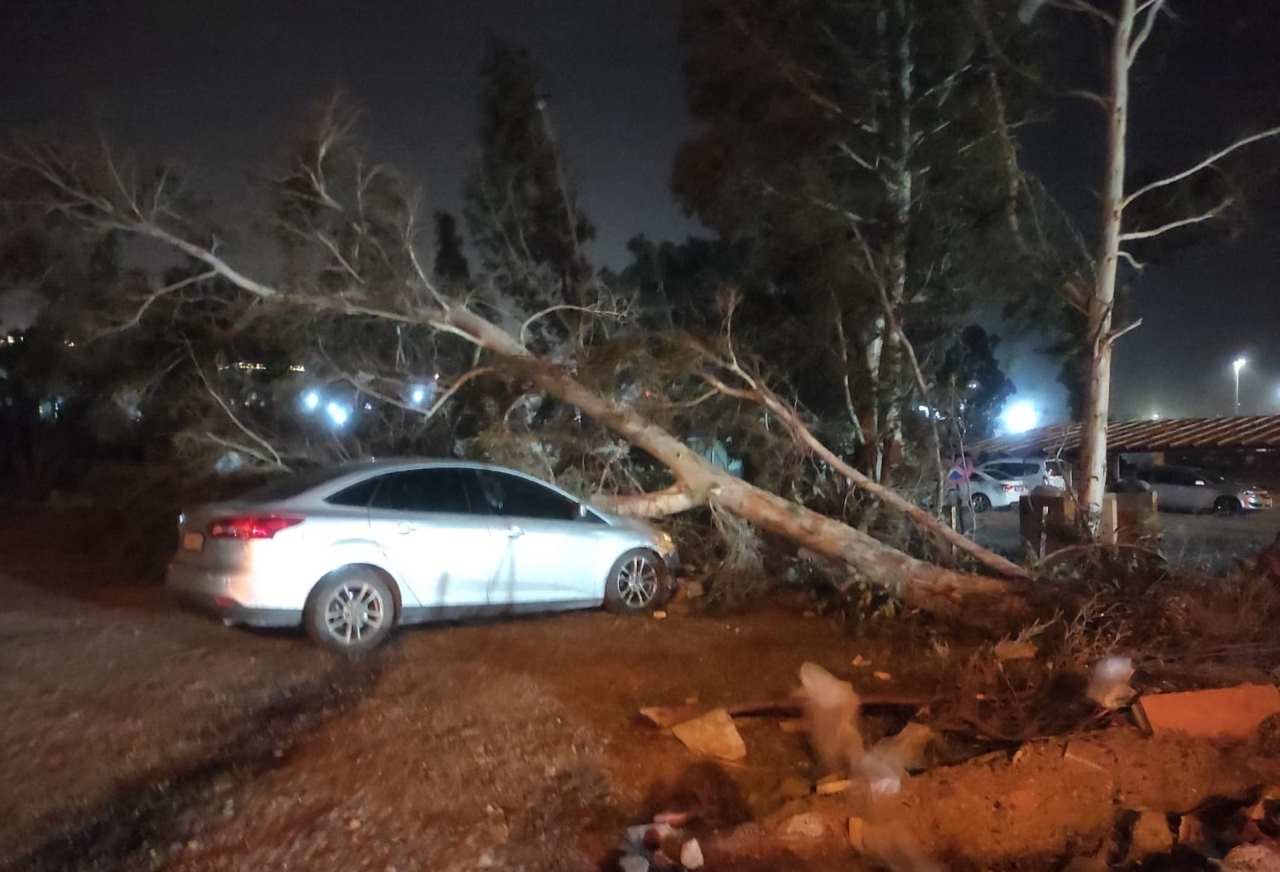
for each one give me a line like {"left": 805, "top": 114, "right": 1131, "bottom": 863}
{"left": 237, "top": 467, "right": 354, "bottom": 502}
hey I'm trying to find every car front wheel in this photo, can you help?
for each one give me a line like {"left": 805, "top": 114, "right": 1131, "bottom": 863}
{"left": 604, "top": 549, "right": 669, "bottom": 615}
{"left": 305, "top": 568, "right": 395, "bottom": 654}
{"left": 971, "top": 493, "right": 992, "bottom": 513}
{"left": 1214, "top": 496, "right": 1242, "bottom": 516}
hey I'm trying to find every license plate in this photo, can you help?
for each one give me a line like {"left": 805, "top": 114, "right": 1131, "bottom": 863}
{"left": 182, "top": 532, "right": 205, "bottom": 552}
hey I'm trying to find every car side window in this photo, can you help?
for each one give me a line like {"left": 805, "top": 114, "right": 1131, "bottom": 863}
{"left": 1023, "top": 463, "right": 1042, "bottom": 476}
{"left": 327, "top": 478, "right": 380, "bottom": 507}
{"left": 369, "top": 469, "right": 473, "bottom": 514}
{"left": 471, "top": 470, "right": 579, "bottom": 521}
{"left": 1145, "top": 468, "right": 1171, "bottom": 485}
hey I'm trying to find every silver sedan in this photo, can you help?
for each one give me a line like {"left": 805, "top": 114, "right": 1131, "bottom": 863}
{"left": 167, "top": 459, "right": 678, "bottom": 652}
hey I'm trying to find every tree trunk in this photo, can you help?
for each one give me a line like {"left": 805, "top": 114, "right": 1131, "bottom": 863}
{"left": 1077, "top": 0, "right": 1133, "bottom": 531}
{"left": 874, "top": 0, "right": 915, "bottom": 485}
{"left": 440, "top": 307, "right": 1025, "bottom": 614}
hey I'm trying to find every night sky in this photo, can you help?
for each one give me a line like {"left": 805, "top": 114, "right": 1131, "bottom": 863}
{"left": 2, "top": 0, "right": 1277, "bottom": 423}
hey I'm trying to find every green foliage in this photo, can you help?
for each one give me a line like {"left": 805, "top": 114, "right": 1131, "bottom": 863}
{"left": 463, "top": 36, "right": 594, "bottom": 308}
{"left": 432, "top": 210, "right": 470, "bottom": 285}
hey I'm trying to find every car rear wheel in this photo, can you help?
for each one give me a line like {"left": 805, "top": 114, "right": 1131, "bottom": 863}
{"left": 971, "top": 493, "right": 992, "bottom": 513}
{"left": 305, "top": 568, "right": 395, "bottom": 654}
{"left": 604, "top": 549, "right": 668, "bottom": 615}
{"left": 1214, "top": 496, "right": 1242, "bottom": 516}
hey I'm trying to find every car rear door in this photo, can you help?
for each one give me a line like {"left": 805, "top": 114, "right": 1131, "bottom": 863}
{"left": 469, "top": 469, "right": 606, "bottom": 605}
{"left": 366, "top": 468, "right": 502, "bottom": 608}
{"left": 1145, "top": 467, "right": 1191, "bottom": 511}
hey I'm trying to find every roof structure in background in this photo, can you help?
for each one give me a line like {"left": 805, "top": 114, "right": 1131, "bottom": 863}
{"left": 970, "top": 416, "right": 1280, "bottom": 456}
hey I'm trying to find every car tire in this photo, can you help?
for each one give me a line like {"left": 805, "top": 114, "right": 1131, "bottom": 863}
{"left": 305, "top": 567, "right": 395, "bottom": 654}
{"left": 1214, "top": 496, "right": 1242, "bottom": 516}
{"left": 971, "top": 493, "right": 992, "bottom": 514}
{"left": 604, "top": 549, "right": 669, "bottom": 615}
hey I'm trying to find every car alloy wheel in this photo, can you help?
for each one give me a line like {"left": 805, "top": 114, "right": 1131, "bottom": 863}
{"left": 324, "top": 581, "right": 387, "bottom": 646}
{"left": 615, "top": 554, "right": 660, "bottom": 609}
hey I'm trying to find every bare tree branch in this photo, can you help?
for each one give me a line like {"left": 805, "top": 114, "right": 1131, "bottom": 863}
{"left": 188, "top": 348, "right": 287, "bottom": 470}
{"left": 1127, "top": 0, "right": 1167, "bottom": 66}
{"left": 1104, "top": 317, "right": 1143, "bottom": 346}
{"left": 696, "top": 362, "right": 1028, "bottom": 580}
{"left": 519, "top": 302, "right": 628, "bottom": 346}
{"left": 198, "top": 432, "right": 292, "bottom": 471}
{"left": 1065, "top": 89, "right": 1110, "bottom": 111}
{"left": 1119, "top": 197, "right": 1234, "bottom": 241}
{"left": 95, "top": 269, "right": 217, "bottom": 337}
{"left": 593, "top": 485, "right": 703, "bottom": 518}
{"left": 1123, "top": 126, "right": 1280, "bottom": 208}
{"left": 1116, "top": 249, "right": 1145, "bottom": 271}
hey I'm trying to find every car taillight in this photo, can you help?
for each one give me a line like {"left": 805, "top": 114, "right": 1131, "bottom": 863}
{"left": 207, "top": 515, "right": 304, "bottom": 539}
{"left": 1002, "top": 483, "right": 1017, "bottom": 492}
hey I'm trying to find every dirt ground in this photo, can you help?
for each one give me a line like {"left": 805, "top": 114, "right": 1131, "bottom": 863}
{"left": 3, "top": 511, "right": 1279, "bottom": 872}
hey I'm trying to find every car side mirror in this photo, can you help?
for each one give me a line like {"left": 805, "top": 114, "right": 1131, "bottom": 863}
{"left": 577, "top": 502, "right": 589, "bottom": 519}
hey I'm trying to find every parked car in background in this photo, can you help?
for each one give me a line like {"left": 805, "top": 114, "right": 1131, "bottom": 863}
{"left": 167, "top": 459, "right": 679, "bottom": 652}
{"left": 1131, "top": 465, "right": 1272, "bottom": 514}
{"left": 950, "top": 469, "right": 1028, "bottom": 513}
{"left": 979, "top": 457, "right": 1068, "bottom": 491}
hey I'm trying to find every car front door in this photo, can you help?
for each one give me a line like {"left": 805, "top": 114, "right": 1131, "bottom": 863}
{"left": 1180, "top": 469, "right": 1217, "bottom": 513}
{"left": 468, "top": 469, "right": 605, "bottom": 605}
{"left": 366, "top": 468, "right": 502, "bottom": 609}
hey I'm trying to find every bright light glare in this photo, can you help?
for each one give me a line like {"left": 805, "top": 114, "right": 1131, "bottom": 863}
{"left": 1233, "top": 357, "right": 1247, "bottom": 374}
{"left": 1150, "top": 411, "right": 1160, "bottom": 420}
{"left": 410, "top": 385, "right": 427, "bottom": 405}
{"left": 301, "top": 390, "right": 321, "bottom": 412}
{"left": 1001, "top": 401, "right": 1038, "bottom": 434}
{"left": 325, "top": 401, "right": 351, "bottom": 427}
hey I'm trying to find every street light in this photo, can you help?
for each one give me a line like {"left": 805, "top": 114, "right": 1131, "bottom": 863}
{"left": 1232, "top": 357, "right": 1247, "bottom": 415}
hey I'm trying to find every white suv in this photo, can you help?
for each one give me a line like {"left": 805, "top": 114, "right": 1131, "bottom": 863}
{"left": 978, "top": 457, "right": 1067, "bottom": 491}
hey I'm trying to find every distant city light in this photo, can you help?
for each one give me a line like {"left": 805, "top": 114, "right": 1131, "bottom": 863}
{"left": 325, "top": 401, "right": 351, "bottom": 428}
{"left": 1000, "top": 400, "right": 1038, "bottom": 435}
{"left": 301, "top": 389, "right": 321, "bottom": 412}
{"left": 1150, "top": 411, "right": 1160, "bottom": 420}
{"left": 288, "top": 363, "right": 306, "bottom": 373}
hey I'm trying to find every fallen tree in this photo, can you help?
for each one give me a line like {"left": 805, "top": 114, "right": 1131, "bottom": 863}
{"left": 2, "top": 126, "right": 1028, "bottom": 615}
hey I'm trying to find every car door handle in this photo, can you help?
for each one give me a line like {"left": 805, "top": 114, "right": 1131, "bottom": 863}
{"left": 506, "top": 525, "right": 524, "bottom": 538}
{"left": 397, "top": 523, "right": 415, "bottom": 535}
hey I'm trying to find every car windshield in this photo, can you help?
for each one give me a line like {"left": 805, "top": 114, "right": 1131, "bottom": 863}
{"left": 236, "top": 467, "right": 356, "bottom": 502}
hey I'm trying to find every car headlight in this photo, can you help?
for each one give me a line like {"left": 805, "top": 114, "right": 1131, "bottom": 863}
{"left": 655, "top": 531, "right": 676, "bottom": 554}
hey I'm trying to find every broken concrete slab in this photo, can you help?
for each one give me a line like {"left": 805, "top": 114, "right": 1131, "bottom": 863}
{"left": 1176, "top": 812, "right": 1211, "bottom": 854}
{"left": 1136, "top": 684, "right": 1280, "bottom": 741}
{"left": 777, "top": 811, "right": 839, "bottom": 841}
{"left": 1087, "top": 656, "right": 1136, "bottom": 710}
{"left": 1221, "top": 842, "right": 1280, "bottom": 872}
{"left": 871, "top": 722, "right": 937, "bottom": 774}
{"left": 1126, "top": 811, "right": 1174, "bottom": 862}
{"left": 671, "top": 708, "right": 747, "bottom": 761}
{"left": 799, "top": 662, "right": 862, "bottom": 774}
{"left": 679, "top": 838, "right": 704, "bottom": 869}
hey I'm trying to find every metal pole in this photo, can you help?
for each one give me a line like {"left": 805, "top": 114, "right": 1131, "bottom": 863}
{"left": 1235, "top": 368, "right": 1241, "bottom": 415}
